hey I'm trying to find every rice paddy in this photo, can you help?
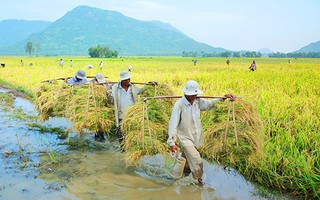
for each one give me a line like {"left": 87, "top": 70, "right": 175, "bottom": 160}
{"left": 0, "top": 56, "right": 319, "bottom": 199}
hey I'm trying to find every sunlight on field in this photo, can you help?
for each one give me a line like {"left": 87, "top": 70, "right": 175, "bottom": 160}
{"left": 0, "top": 56, "right": 319, "bottom": 198}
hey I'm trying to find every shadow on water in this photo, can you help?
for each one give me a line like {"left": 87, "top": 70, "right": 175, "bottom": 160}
{"left": 0, "top": 86, "right": 295, "bottom": 200}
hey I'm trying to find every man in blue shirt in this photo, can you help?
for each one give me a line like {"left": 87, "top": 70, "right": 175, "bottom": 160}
{"left": 66, "top": 70, "right": 88, "bottom": 85}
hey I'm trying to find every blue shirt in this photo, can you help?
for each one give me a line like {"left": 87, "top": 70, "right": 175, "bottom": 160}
{"left": 66, "top": 77, "right": 88, "bottom": 86}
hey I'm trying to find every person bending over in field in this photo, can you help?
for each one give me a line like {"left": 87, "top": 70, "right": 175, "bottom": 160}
{"left": 167, "top": 80, "right": 235, "bottom": 184}
{"left": 111, "top": 71, "right": 157, "bottom": 144}
{"left": 249, "top": 60, "right": 257, "bottom": 71}
{"left": 65, "top": 69, "right": 88, "bottom": 86}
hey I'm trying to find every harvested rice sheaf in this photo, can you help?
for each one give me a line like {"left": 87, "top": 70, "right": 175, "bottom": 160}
{"left": 65, "top": 84, "right": 114, "bottom": 134}
{"left": 35, "top": 81, "right": 71, "bottom": 121}
{"left": 123, "top": 90, "right": 264, "bottom": 167}
{"left": 122, "top": 84, "right": 176, "bottom": 164}
{"left": 35, "top": 82, "right": 115, "bottom": 134}
{"left": 199, "top": 98, "right": 264, "bottom": 167}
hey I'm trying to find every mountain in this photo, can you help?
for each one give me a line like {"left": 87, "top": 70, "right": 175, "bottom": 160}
{"left": 257, "top": 48, "right": 272, "bottom": 54}
{"left": 1, "top": 6, "right": 225, "bottom": 56}
{"left": 294, "top": 41, "right": 320, "bottom": 53}
{"left": 0, "top": 19, "right": 51, "bottom": 49}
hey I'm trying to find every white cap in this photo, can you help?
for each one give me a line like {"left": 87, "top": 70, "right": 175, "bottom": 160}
{"left": 95, "top": 73, "right": 106, "bottom": 84}
{"left": 119, "top": 71, "right": 132, "bottom": 81}
{"left": 182, "top": 80, "right": 203, "bottom": 95}
{"left": 128, "top": 65, "right": 133, "bottom": 71}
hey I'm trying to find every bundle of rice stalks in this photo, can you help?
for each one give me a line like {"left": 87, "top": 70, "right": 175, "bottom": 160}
{"left": 35, "top": 81, "right": 72, "bottom": 121}
{"left": 64, "top": 84, "right": 115, "bottom": 134}
{"left": 199, "top": 98, "right": 264, "bottom": 167}
{"left": 122, "top": 84, "right": 175, "bottom": 165}
{"left": 35, "top": 82, "right": 115, "bottom": 134}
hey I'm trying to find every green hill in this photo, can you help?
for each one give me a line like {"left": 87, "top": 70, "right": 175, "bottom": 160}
{"left": 295, "top": 41, "right": 320, "bottom": 53}
{"left": 2, "top": 6, "right": 225, "bottom": 56}
{"left": 0, "top": 19, "right": 51, "bottom": 53}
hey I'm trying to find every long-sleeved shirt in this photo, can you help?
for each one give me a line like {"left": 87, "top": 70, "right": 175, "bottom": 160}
{"left": 111, "top": 82, "right": 142, "bottom": 127}
{"left": 167, "top": 96, "right": 223, "bottom": 147}
{"left": 66, "top": 77, "right": 88, "bottom": 86}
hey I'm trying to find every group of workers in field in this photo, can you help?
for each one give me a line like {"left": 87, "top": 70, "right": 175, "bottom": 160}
{"left": 63, "top": 64, "right": 236, "bottom": 185}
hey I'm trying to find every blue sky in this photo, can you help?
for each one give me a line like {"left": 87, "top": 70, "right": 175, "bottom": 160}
{"left": 1, "top": 0, "right": 319, "bottom": 53}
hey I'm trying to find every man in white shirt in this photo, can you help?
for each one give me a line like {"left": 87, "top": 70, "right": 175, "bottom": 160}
{"left": 111, "top": 71, "right": 156, "bottom": 143}
{"left": 167, "top": 80, "right": 235, "bottom": 184}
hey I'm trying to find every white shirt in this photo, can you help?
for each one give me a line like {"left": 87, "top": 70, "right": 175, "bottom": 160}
{"left": 119, "top": 86, "right": 135, "bottom": 118}
{"left": 167, "top": 96, "right": 222, "bottom": 147}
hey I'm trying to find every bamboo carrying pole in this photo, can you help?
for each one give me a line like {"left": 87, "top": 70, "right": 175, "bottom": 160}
{"left": 106, "top": 81, "right": 157, "bottom": 85}
{"left": 143, "top": 95, "right": 227, "bottom": 101}
{"left": 41, "top": 76, "right": 98, "bottom": 83}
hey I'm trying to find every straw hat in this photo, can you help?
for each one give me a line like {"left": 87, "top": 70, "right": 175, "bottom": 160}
{"left": 182, "top": 80, "right": 203, "bottom": 95}
{"left": 119, "top": 71, "right": 132, "bottom": 81}
{"left": 95, "top": 73, "right": 106, "bottom": 84}
{"left": 75, "top": 70, "right": 86, "bottom": 79}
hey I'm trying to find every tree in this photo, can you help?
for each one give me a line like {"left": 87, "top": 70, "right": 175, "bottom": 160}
{"left": 36, "top": 43, "right": 42, "bottom": 56}
{"left": 220, "top": 51, "right": 232, "bottom": 57}
{"left": 88, "top": 45, "right": 118, "bottom": 58}
{"left": 182, "top": 51, "right": 197, "bottom": 57}
{"left": 25, "top": 41, "right": 35, "bottom": 56}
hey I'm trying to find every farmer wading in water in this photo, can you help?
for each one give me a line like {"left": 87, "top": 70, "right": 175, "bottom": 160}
{"left": 167, "top": 80, "right": 236, "bottom": 184}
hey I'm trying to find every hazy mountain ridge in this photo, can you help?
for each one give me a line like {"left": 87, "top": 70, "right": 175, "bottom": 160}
{"left": 294, "top": 41, "right": 320, "bottom": 53}
{"left": 0, "top": 19, "right": 51, "bottom": 50}
{"left": 1, "top": 6, "right": 225, "bottom": 56}
{"left": 0, "top": 6, "right": 318, "bottom": 56}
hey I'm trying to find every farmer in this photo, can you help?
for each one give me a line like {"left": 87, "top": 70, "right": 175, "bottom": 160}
{"left": 65, "top": 69, "right": 88, "bottom": 86}
{"left": 90, "top": 73, "right": 112, "bottom": 93}
{"left": 192, "top": 59, "right": 198, "bottom": 65}
{"left": 111, "top": 71, "right": 157, "bottom": 143}
{"left": 128, "top": 65, "right": 133, "bottom": 72}
{"left": 167, "top": 80, "right": 236, "bottom": 184}
{"left": 99, "top": 60, "right": 104, "bottom": 68}
{"left": 88, "top": 73, "right": 112, "bottom": 142}
{"left": 249, "top": 60, "right": 257, "bottom": 71}
{"left": 60, "top": 59, "right": 65, "bottom": 67}
{"left": 226, "top": 59, "right": 230, "bottom": 65}
{"left": 90, "top": 73, "right": 105, "bottom": 84}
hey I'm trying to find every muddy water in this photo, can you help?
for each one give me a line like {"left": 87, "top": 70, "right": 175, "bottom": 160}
{"left": 0, "top": 87, "right": 292, "bottom": 200}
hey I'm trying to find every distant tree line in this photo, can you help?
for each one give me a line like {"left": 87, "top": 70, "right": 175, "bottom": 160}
{"left": 88, "top": 45, "right": 118, "bottom": 58}
{"left": 268, "top": 52, "right": 320, "bottom": 58}
{"left": 183, "top": 51, "right": 262, "bottom": 58}
{"left": 183, "top": 50, "right": 320, "bottom": 58}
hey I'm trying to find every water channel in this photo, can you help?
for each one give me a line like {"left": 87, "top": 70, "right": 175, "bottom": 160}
{"left": 0, "top": 86, "right": 293, "bottom": 200}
